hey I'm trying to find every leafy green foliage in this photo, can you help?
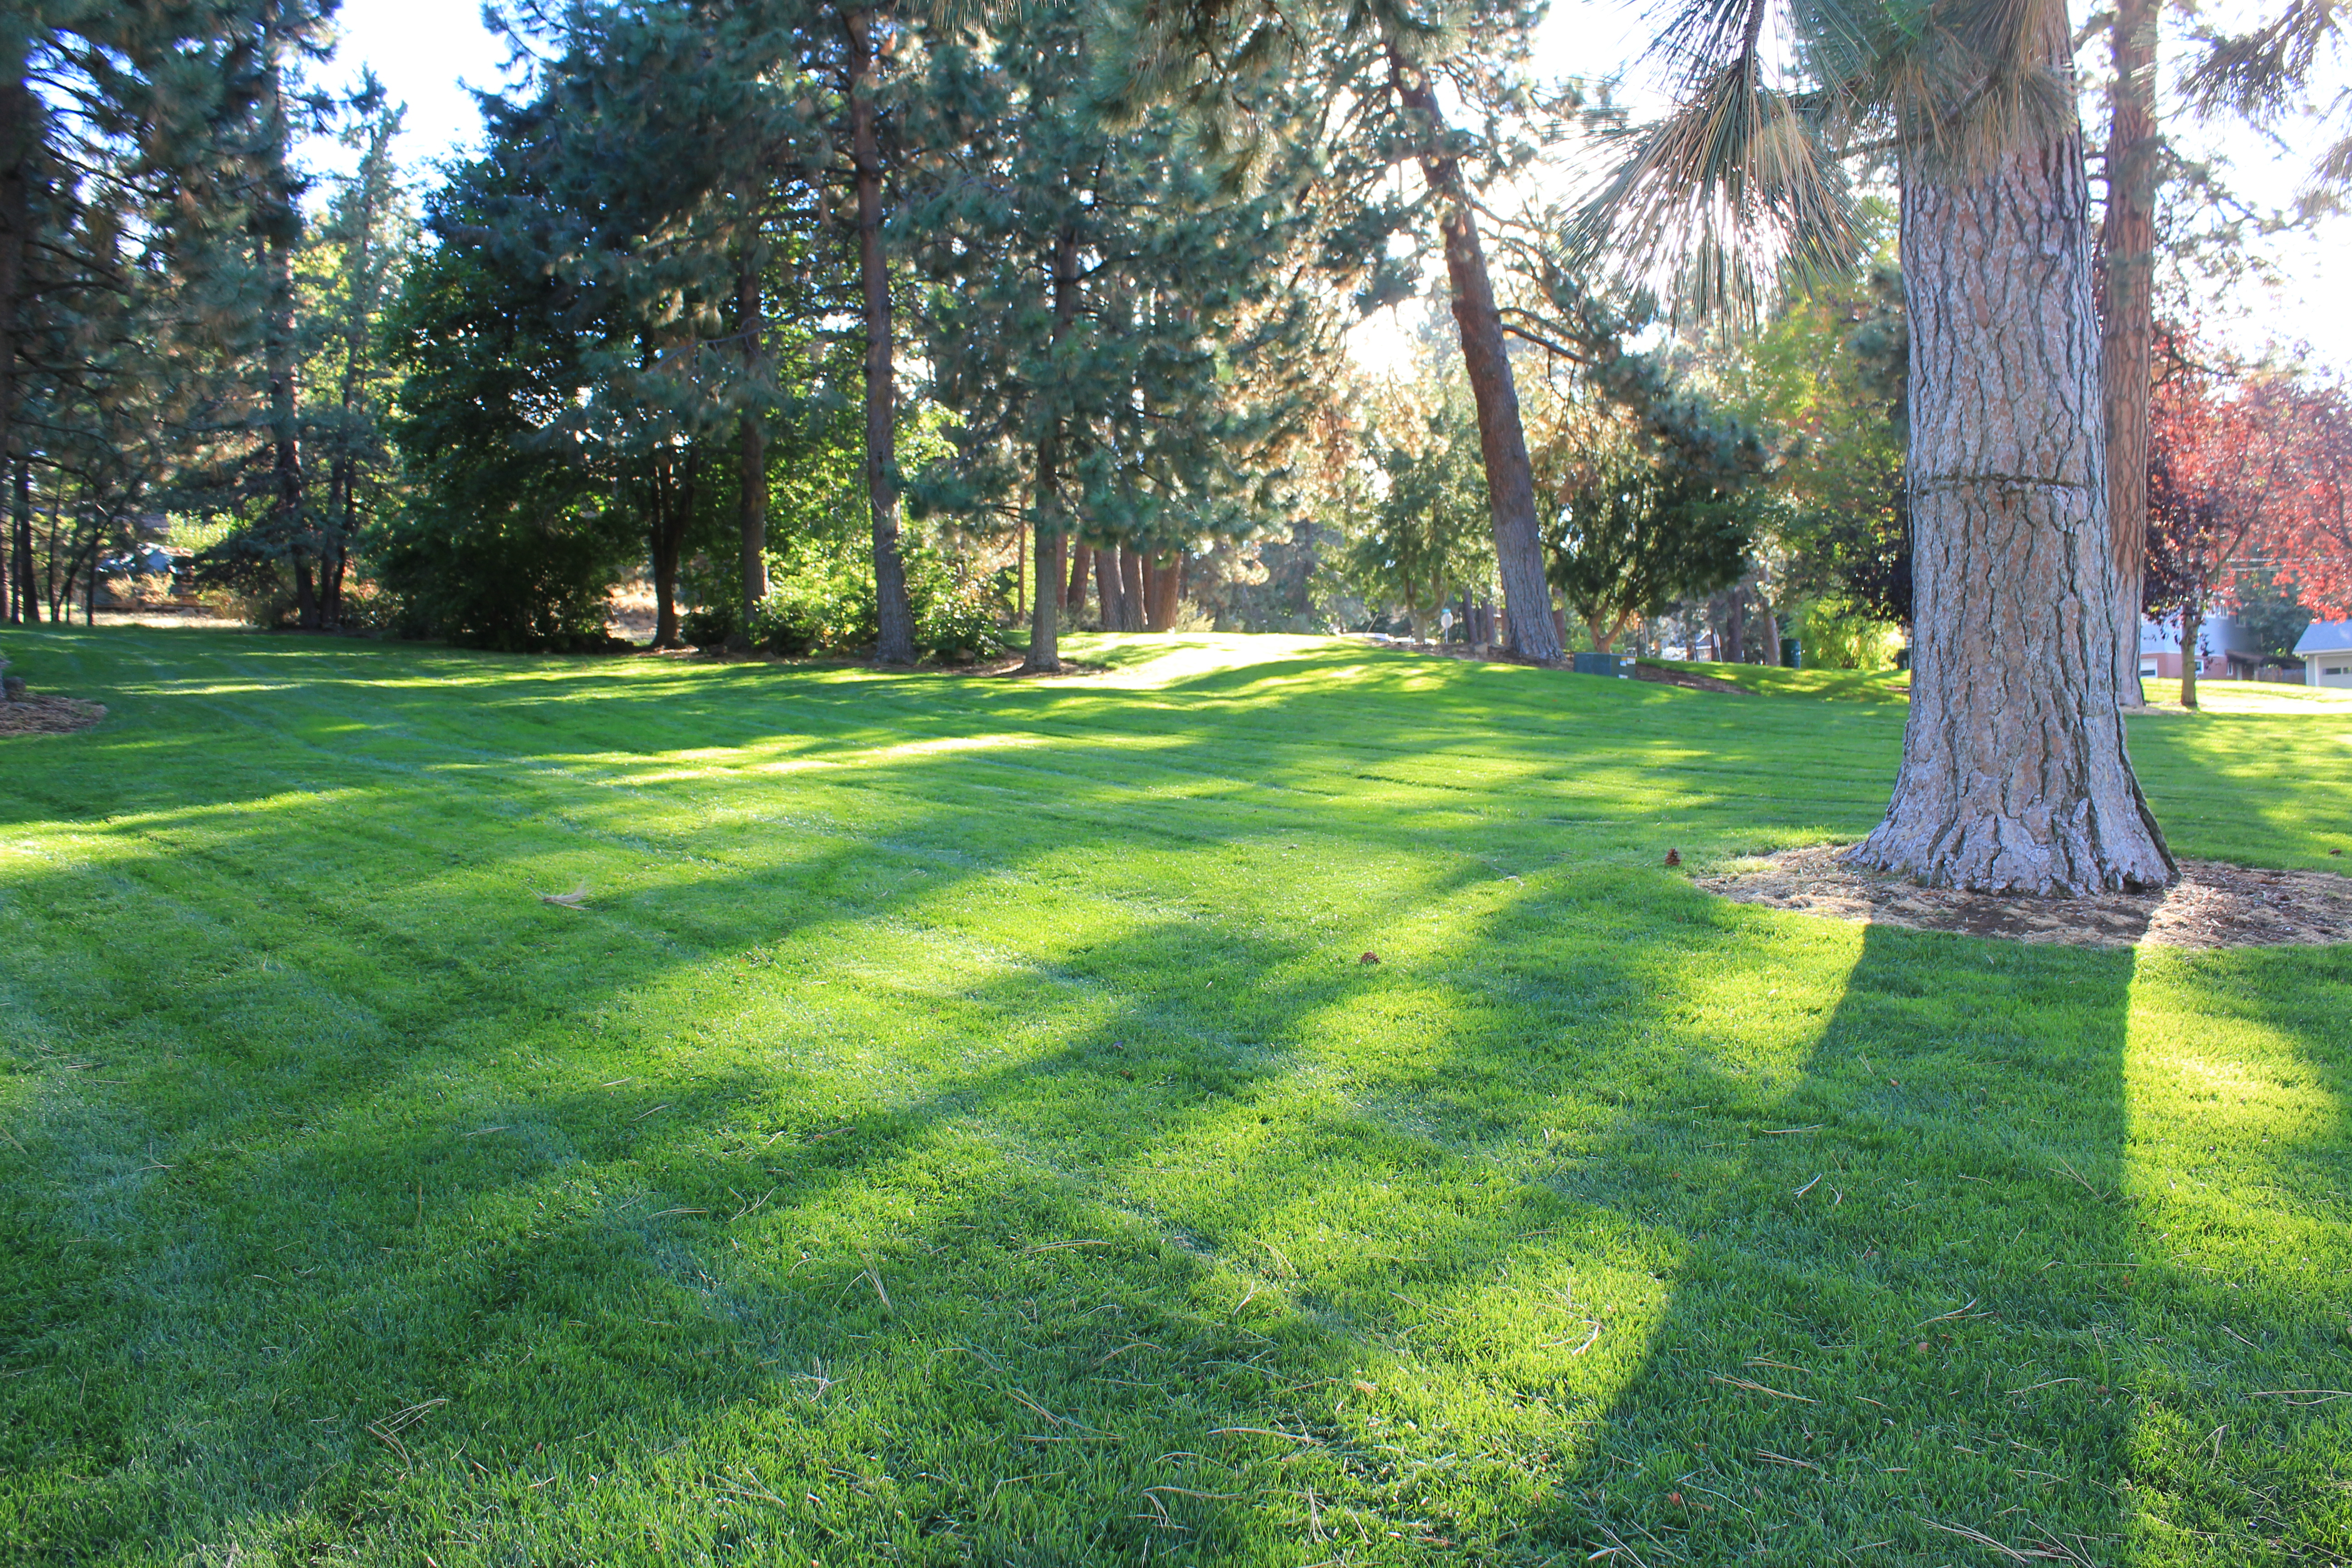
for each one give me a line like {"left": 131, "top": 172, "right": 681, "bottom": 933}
{"left": 1520, "top": 290, "right": 1770, "bottom": 651}
{"left": 749, "top": 538, "right": 1009, "bottom": 661}
{"left": 2232, "top": 568, "right": 2314, "bottom": 660}
{"left": 1344, "top": 383, "right": 1494, "bottom": 637}
{"left": 1716, "top": 247, "right": 1912, "bottom": 626}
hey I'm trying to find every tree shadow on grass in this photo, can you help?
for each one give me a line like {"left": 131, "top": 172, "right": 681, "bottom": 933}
{"left": 2113, "top": 943, "right": 2352, "bottom": 1565}
{"left": 1520, "top": 921, "right": 2146, "bottom": 1565}
{"left": 2, "top": 863, "right": 1759, "bottom": 1564}
{"left": 0, "top": 702, "right": 1884, "bottom": 1565}
{"left": 3, "top": 629, "right": 2344, "bottom": 1565}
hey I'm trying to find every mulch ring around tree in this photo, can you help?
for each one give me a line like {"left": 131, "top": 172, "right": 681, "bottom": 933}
{"left": 1701, "top": 844, "right": 2352, "bottom": 949}
{"left": 0, "top": 696, "right": 107, "bottom": 737}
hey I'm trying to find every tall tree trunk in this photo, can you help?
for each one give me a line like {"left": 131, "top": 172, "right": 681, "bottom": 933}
{"left": 2102, "top": 0, "right": 2158, "bottom": 709}
{"left": 1723, "top": 587, "right": 1744, "bottom": 662}
{"left": 1119, "top": 544, "right": 1145, "bottom": 631}
{"left": 1149, "top": 549, "right": 1181, "bottom": 630}
{"left": 267, "top": 222, "right": 313, "bottom": 629}
{"left": 1065, "top": 541, "right": 1091, "bottom": 612}
{"left": 0, "top": 69, "right": 28, "bottom": 598}
{"left": 736, "top": 252, "right": 767, "bottom": 644}
{"left": 1024, "top": 223, "right": 1080, "bottom": 674}
{"left": 259, "top": 44, "right": 313, "bottom": 633}
{"left": 8, "top": 457, "right": 25, "bottom": 623}
{"left": 1095, "top": 541, "right": 1126, "bottom": 630}
{"left": 649, "top": 456, "right": 691, "bottom": 649}
{"left": 2178, "top": 596, "right": 2204, "bottom": 711}
{"left": 848, "top": 7, "right": 915, "bottom": 665}
{"left": 1851, "top": 34, "right": 2175, "bottom": 894}
{"left": 1028, "top": 523, "right": 1064, "bottom": 673}
{"left": 1387, "top": 44, "right": 1562, "bottom": 663}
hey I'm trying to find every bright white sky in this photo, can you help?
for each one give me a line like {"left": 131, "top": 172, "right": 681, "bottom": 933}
{"left": 314, "top": 0, "right": 2352, "bottom": 374}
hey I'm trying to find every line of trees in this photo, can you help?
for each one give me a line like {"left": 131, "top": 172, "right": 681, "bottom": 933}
{"left": 11, "top": 0, "right": 2352, "bottom": 906}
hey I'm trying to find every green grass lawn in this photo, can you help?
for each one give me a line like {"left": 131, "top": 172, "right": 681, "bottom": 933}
{"left": 2, "top": 627, "right": 2347, "bottom": 1567}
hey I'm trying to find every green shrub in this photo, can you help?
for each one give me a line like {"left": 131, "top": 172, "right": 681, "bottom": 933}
{"left": 680, "top": 604, "right": 738, "bottom": 648}
{"left": 747, "top": 540, "right": 1008, "bottom": 662}
{"left": 1791, "top": 596, "right": 1902, "bottom": 670}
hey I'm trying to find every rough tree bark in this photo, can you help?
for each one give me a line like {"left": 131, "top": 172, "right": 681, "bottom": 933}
{"left": 1387, "top": 45, "right": 1562, "bottom": 663}
{"left": 1146, "top": 550, "right": 1180, "bottom": 629}
{"left": 1065, "top": 540, "right": 1091, "bottom": 612}
{"left": 1119, "top": 545, "right": 1145, "bottom": 631}
{"left": 736, "top": 252, "right": 768, "bottom": 642}
{"left": 2102, "top": 0, "right": 2158, "bottom": 707}
{"left": 847, "top": 7, "right": 915, "bottom": 665}
{"left": 1094, "top": 541, "right": 1127, "bottom": 630}
{"left": 1849, "top": 34, "right": 2176, "bottom": 894}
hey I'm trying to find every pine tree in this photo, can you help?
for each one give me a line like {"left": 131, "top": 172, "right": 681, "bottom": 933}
{"left": 2, "top": 0, "right": 292, "bottom": 622}
{"left": 1583, "top": 0, "right": 2176, "bottom": 894}
{"left": 1102, "top": 0, "right": 1568, "bottom": 660}
{"left": 905, "top": 0, "right": 1338, "bottom": 671}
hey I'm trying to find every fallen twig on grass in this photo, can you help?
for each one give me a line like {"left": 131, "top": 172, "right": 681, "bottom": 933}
{"left": 1755, "top": 1449, "right": 1822, "bottom": 1472}
{"left": 1914, "top": 1515, "right": 2079, "bottom": 1562}
{"left": 1711, "top": 1375, "right": 1815, "bottom": 1403}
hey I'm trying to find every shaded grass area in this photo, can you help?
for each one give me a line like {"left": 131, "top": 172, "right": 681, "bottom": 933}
{"left": 1644, "top": 658, "right": 1913, "bottom": 704}
{"left": 0, "top": 628, "right": 2347, "bottom": 1566}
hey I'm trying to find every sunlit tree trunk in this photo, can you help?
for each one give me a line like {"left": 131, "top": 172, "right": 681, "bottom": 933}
{"left": 1851, "top": 39, "right": 2175, "bottom": 894}
{"left": 1118, "top": 544, "right": 1145, "bottom": 630}
{"left": 1024, "top": 224, "right": 1080, "bottom": 674}
{"left": 2102, "top": 0, "right": 2158, "bottom": 707}
{"left": 1386, "top": 44, "right": 1562, "bottom": 662}
{"left": 847, "top": 7, "right": 915, "bottom": 664}
{"left": 735, "top": 252, "right": 768, "bottom": 642}
{"left": 1065, "top": 540, "right": 1091, "bottom": 613}
{"left": 1095, "top": 540, "right": 1127, "bottom": 629}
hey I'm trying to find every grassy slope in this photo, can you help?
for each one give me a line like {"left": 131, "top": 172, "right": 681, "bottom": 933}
{"left": 0, "top": 628, "right": 2346, "bottom": 1567}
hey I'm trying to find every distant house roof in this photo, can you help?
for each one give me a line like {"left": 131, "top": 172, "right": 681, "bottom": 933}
{"left": 2141, "top": 613, "right": 2263, "bottom": 657}
{"left": 2293, "top": 620, "right": 2352, "bottom": 656}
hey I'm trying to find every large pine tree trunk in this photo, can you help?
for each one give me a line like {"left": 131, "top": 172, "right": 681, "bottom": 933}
{"left": 1850, "top": 47, "right": 2175, "bottom": 894}
{"left": 1119, "top": 545, "right": 1145, "bottom": 631}
{"left": 2101, "top": 0, "right": 2158, "bottom": 708}
{"left": 847, "top": 7, "right": 915, "bottom": 665}
{"left": 1065, "top": 541, "right": 1091, "bottom": 612}
{"left": 1024, "top": 225, "right": 1081, "bottom": 674}
{"left": 1147, "top": 549, "right": 1181, "bottom": 630}
{"left": 1027, "top": 526, "right": 1063, "bottom": 671}
{"left": 1387, "top": 45, "right": 1562, "bottom": 664}
{"left": 1095, "top": 542, "right": 1126, "bottom": 630}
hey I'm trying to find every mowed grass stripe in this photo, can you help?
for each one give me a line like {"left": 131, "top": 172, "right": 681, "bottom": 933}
{"left": 0, "top": 627, "right": 2345, "bottom": 1567}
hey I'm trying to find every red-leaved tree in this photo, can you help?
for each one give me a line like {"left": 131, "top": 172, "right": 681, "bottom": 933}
{"left": 2259, "top": 384, "right": 2352, "bottom": 620}
{"left": 2145, "top": 346, "right": 2308, "bottom": 709}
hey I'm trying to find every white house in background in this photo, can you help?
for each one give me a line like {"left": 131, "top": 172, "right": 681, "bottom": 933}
{"left": 2138, "top": 613, "right": 2271, "bottom": 681}
{"left": 2295, "top": 621, "right": 2352, "bottom": 688}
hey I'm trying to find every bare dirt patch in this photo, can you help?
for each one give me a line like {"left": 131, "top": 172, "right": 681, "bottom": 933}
{"left": 1701, "top": 844, "right": 2352, "bottom": 949}
{"left": 1633, "top": 661, "right": 1753, "bottom": 695}
{"left": 0, "top": 696, "right": 107, "bottom": 737}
